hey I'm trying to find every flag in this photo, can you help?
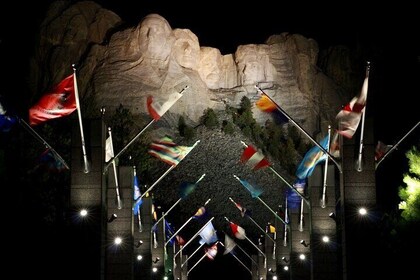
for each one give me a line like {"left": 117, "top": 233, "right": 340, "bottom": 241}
{"left": 193, "top": 206, "right": 208, "bottom": 221}
{"left": 199, "top": 221, "right": 218, "bottom": 244}
{"left": 205, "top": 243, "right": 218, "bottom": 260}
{"left": 148, "top": 136, "right": 194, "bottom": 166}
{"left": 375, "top": 141, "right": 392, "bottom": 161}
{"left": 147, "top": 90, "right": 184, "bottom": 120}
{"left": 176, "top": 235, "right": 186, "bottom": 246}
{"left": 230, "top": 222, "right": 246, "bottom": 240}
{"left": 29, "top": 74, "right": 76, "bottom": 126}
{"left": 105, "top": 134, "right": 114, "bottom": 162}
{"left": 0, "top": 101, "right": 17, "bottom": 132}
{"left": 287, "top": 179, "right": 306, "bottom": 209}
{"left": 336, "top": 73, "right": 369, "bottom": 138}
{"left": 133, "top": 174, "right": 143, "bottom": 215}
{"left": 295, "top": 134, "right": 329, "bottom": 180}
{"left": 233, "top": 201, "right": 251, "bottom": 217}
{"left": 37, "top": 148, "right": 67, "bottom": 172}
{"left": 179, "top": 181, "right": 197, "bottom": 199}
{"left": 165, "top": 220, "right": 176, "bottom": 246}
{"left": 240, "top": 145, "right": 271, "bottom": 170}
{"left": 238, "top": 178, "right": 263, "bottom": 198}
{"left": 223, "top": 234, "right": 236, "bottom": 255}
{"left": 268, "top": 224, "right": 276, "bottom": 234}
{"left": 329, "top": 131, "right": 340, "bottom": 158}
{"left": 255, "top": 93, "right": 288, "bottom": 124}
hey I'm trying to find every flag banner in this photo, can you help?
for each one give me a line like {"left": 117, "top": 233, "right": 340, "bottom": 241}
{"left": 165, "top": 220, "right": 176, "bottom": 246}
{"left": 240, "top": 145, "right": 271, "bottom": 170}
{"left": 176, "top": 235, "right": 186, "bottom": 246}
{"left": 295, "top": 134, "right": 329, "bottom": 180}
{"left": 148, "top": 136, "right": 194, "bottom": 166}
{"left": 268, "top": 224, "right": 276, "bottom": 233}
{"left": 287, "top": 179, "right": 306, "bottom": 209}
{"left": 147, "top": 90, "right": 184, "bottom": 120}
{"left": 329, "top": 131, "right": 340, "bottom": 158}
{"left": 133, "top": 174, "right": 143, "bottom": 215}
{"left": 205, "top": 243, "right": 218, "bottom": 260}
{"left": 223, "top": 234, "right": 237, "bottom": 255}
{"left": 29, "top": 74, "right": 76, "bottom": 126}
{"left": 238, "top": 178, "right": 263, "bottom": 198}
{"left": 230, "top": 222, "right": 246, "bottom": 240}
{"left": 179, "top": 181, "right": 197, "bottom": 199}
{"left": 193, "top": 206, "right": 209, "bottom": 221}
{"left": 336, "top": 74, "right": 368, "bottom": 138}
{"left": 37, "top": 148, "right": 66, "bottom": 172}
{"left": 375, "top": 141, "right": 392, "bottom": 162}
{"left": 199, "top": 221, "right": 218, "bottom": 244}
{"left": 0, "top": 101, "right": 17, "bottom": 132}
{"left": 233, "top": 201, "right": 251, "bottom": 217}
{"left": 105, "top": 135, "right": 114, "bottom": 162}
{"left": 256, "top": 94, "right": 288, "bottom": 124}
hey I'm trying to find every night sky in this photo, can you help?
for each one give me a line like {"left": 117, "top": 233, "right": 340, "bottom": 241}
{"left": 1, "top": 1, "right": 419, "bottom": 279}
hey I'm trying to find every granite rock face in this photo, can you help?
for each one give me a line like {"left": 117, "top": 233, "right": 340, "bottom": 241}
{"left": 31, "top": 1, "right": 347, "bottom": 137}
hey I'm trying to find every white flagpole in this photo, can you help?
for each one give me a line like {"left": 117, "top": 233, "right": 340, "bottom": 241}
{"left": 186, "top": 253, "right": 207, "bottom": 276}
{"left": 321, "top": 126, "right": 332, "bottom": 208}
{"left": 255, "top": 86, "right": 342, "bottom": 173}
{"left": 284, "top": 197, "right": 288, "bottom": 247}
{"left": 107, "top": 127, "right": 122, "bottom": 209}
{"left": 356, "top": 63, "right": 370, "bottom": 172}
{"left": 18, "top": 118, "right": 69, "bottom": 169}
{"left": 376, "top": 121, "right": 420, "bottom": 169}
{"left": 219, "top": 241, "right": 252, "bottom": 275}
{"left": 299, "top": 198, "right": 304, "bottom": 232}
{"left": 228, "top": 197, "right": 275, "bottom": 243}
{"left": 181, "top": 242, "right": 205, "bottom": 268}
{"left": 72, "top": 65, "right": 90, "bottom": 173}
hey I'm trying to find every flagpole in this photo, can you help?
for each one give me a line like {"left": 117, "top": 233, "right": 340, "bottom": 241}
{"left": 255, "top": 86, "right": 342, "bottom": 173}
{"left": 321, "top": 126, "right": 332, "bottom": 208}
{"left": 133, "top": 166, "right": 142, "bottom": 231}
{"left": 173, "top": 217, "right": 215, "bottom": 261}
{"left": 181, "top": 242, "right": 205, "bottom": 268}
{"left": 219, "top": 241, "right": 252, "bottom": 275}
{"left": 240, "top": 141, "right": 309, "bottom": 205}
{"left": 233, "top": 175, "right": 288, "bottom": 226}
{"left": 229, "top": 197, "right": 275, "bottom": 243}
{"left": 224, "top": 217, "right": 267, "bottom": 268}
{"left": 376, "top": 121, "right": 420, "bottom": 169}
{"left": 166, "top": 199, "right": 211, "bottom": 247}
{"left": 186, "top": 253, "right": 207, "bottom": 276}
{"left": 284, "top": 197, "right": 288, "bottom": 247}
{"left": 151, "top": 174, "right": 206, "bottom": 232}
{"left": 163, "top": 213, "right": 167, "bottom": 261}
{"left": 72, "top": 65, "right": 90, "bottom": 173}
{"left": 108, "top": 127, "right": 122, "bottom": 209}
{"left": 18, "top": 118, "right": 69, "bottom": 169}
{"left": 356, "top": 63, "right": 370, "bottom": 172}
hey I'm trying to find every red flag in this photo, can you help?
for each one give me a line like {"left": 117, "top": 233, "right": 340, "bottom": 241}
{"left": 336, "top": 73, "right": 368, "bottom": 138}
{"left": 230, "top": 222, "right": 246, "bottom": 240}
{"left": 375, "top": 141, "right": 392, "bottom": 161}
{"left": 240, "top": 145, "right": 270, "bottom": 170}
{"left": 147, "top": 90, "right": 183, "bottom": 120}
{"left": 29, "top": 74, "right": 76, "bottom": 125}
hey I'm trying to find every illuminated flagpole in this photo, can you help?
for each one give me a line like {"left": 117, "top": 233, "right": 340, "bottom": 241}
{"left": 133, "top": 140, "right": 200, "bottom": 209}
{"left": 18, "top": 118, "right": 69, "bottom": 169}
{"left": 284, "top": 197, "right": 288, "bottom": 247}
{"left": 241, "top": 141, "right": 309, "bottom": 205}
{"left": 173, "top": 217, "right": 215, "bottom": 268}
{"left": 356, "top": 62, "right": 370, "bottom": 172}
{"left": 228, "top": 197, "right": 275, "bottom": 243}
{"left": 166, "top": 199, "right": 211, "bottom": 247}
{"left": 255, "top": 85, "right": 342, "bottom": 173}
{"left": 181, "top": 242, "right": 205, "bottom": 268}
{"left": 321, "top": 126, "right": 332, "bottom": 208}
{"left": 224, "top": 217, "right": 267, "bottom": 268}
{"left": 187, "top": 252, "right": 207, "bottom": 276}
{"left": 376, "top": 121, "right": 420, "bottom": 169}
{"left": 107, "top": 127, "right": 122, "bottom": 209}
{"left": 219, "top": 241, "right": 253, "bottom": 275}
{"left": 72, "top": 65, "right": 90, "bottom": 173}
{"left": 152, "top": 174, "right": 206, "bottom": 232}
{"left": 104, "top": 86, "right": 189, "bottom": 172}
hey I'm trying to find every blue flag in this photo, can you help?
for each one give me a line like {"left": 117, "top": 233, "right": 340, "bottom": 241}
{"left": 133, "top": 174, "right": 143, "bottom": 215}
{"left": 199, "top": 221, "right": 218, "bottom": 245}
{"left": 37, "top": 148, "right": 67, "bottom": 172}
{"left": 165, "top": 220, "right": 175, "bottom": 246}
{"left": 239, "top": 178, "right": 263, "bottom": 198}
{"left": 179, "top": 181, "right": 197, "bottom": 199}
{"left": 287, "top": 179, "right": 306, "bottom": 209}
{"left": 295, "top": 135, "right": 329, "bottom": 179}
{"left": 0, "top": 100, "right": 17, "bottom": 133}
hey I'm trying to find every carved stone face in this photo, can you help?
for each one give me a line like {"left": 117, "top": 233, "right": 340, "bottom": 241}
{"left": 236, "top": 45, "right": 268, "bottom": 86}
{"left": 198, "top": 47, "right": 222, "bottom": 89}
{"left": 138, "top": 14, "right": 173, "bottom": 62}
{"left": 173, "top": 29, "right": 200, "bottom": 70}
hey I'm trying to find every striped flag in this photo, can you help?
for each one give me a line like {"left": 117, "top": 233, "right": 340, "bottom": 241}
{"left": 205, "top": 243, "right": 218, "bottom": 260}
{"left": 240, "top": 145, "right": 270, "bottom": 170}
{"left": 233, "top": 200, "right": 251, "bottom": 217}
{"left": 256, "top": 93, "right": 288, "bottom": 124}
{"left": 147, "top": 90, "right": 184, "bottom": 120}
{"left": 238, "top": 178, "right": 263, "bottom": 198}
{"left": 295, "top": 134, "right": 329, "bottom": 180}
{"left": 148, "top": 136, "right": 194, "bottom": 166}
{"left": 230, "top": 222, "right": 246, "bottom": 240}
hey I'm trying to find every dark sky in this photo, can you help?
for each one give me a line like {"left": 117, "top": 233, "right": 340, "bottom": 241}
{"left": 1, "top": 1, "right": 419, "bottom": 279}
